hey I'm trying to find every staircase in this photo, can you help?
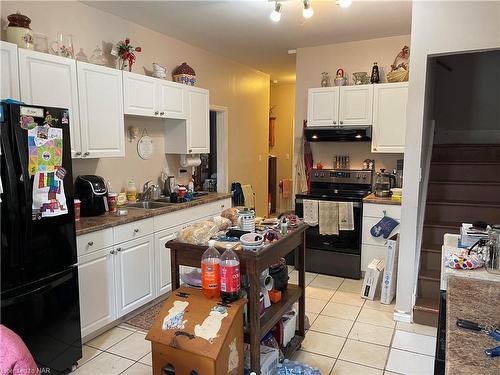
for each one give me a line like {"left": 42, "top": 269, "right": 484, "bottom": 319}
{"left": 414, "top": 144, "right": 500, "bottom": 326}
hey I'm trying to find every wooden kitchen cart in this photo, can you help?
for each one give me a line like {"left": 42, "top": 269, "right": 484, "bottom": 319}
{"left": 167, "top": 224, "right": 307, "bottom": 375}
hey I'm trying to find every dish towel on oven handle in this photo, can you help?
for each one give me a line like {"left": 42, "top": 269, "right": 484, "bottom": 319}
{"left": 303, "top": 199, "right": 319, "bottom": 226}
{"left": 319, "top": 201, "right": 339, "bottom": 235}
{"left": 338, "top": 202, "right": 354, "bottom": 231}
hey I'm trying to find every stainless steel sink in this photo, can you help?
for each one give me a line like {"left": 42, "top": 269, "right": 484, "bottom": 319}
{"left": 127, "top": 201, "right": 174, "bottom": 210}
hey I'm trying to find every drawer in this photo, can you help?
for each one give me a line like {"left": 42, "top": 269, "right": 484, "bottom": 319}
{"left": 77, "top": 228, "right": 113, "bottom": 257}
{"left": 363, "top": 203, "right": 401, "bottom": 219}
{"left": 361, "top": 244, "right": 387, "bottom": 272}
{"left": 114, "top": 218, "right": 154, "bottom": 244}
{"left": 154, "top": 198, "right": 231, "bottom": 232}
{"left": 362, "top": 216, "right": 401, "bottom": 247}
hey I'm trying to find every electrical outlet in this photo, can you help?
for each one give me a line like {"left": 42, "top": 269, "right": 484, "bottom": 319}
{"left": 258, "top": 155, "right": 262, "bottom": 162}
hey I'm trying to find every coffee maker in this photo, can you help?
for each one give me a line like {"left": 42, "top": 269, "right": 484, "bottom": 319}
{"left": 374, "top": 169, "right": 397, "bottom": 197}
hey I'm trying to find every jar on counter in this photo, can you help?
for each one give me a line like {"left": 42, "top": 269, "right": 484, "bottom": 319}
{"left": 6, "top": 12, "right": 34, "bottom": 50}
{"left": 126, "top": 180, "right": 137, "bottom": 202}
{"left": 107, "top": 193, "right": 118, "bottom": 213}
{"left": 74, "top": 199, "right": 81, "bottom": 221}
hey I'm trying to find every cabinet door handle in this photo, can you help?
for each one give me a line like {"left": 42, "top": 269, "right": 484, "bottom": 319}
{"left": 188, "top": 149, "right": 192, "bottom": 153}
{"left": 340, "top": 121, "right": 344, "bottom": 125}
{"left": 116, "top": 247, "right": 122, "bottom": 252}
{"left": 88, "top": 241, "right": 94, "bottom": 246}
{"left": 134, "top": 228, "right": 139, "bottom": 233}
{"left": 333, "top": 121, "right": 337, "bottom": 125}
{"left": 154, "top": 111, "right": 159, "bottom": 116}
{"left": 160, "top": 111, "right": 164, "bottom": 116}
{"left": 75, "top": 151, "right": 82, "bottom": 156}
{"left": 83, "top": 152, "right": 90, "bottom": 157}
{"left": 110, "top": 249, "right": 116, "bottom": 255}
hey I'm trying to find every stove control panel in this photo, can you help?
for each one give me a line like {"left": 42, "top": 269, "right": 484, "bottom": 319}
{"left": 311, "top": 169, "right": 373, "bottom": 185}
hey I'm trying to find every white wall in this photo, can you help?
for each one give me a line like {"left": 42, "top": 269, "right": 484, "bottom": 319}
{"left": 397, "top": 1, "right": 500, "bottom": 316}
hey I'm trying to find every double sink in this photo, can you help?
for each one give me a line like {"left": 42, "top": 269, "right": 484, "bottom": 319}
{"left": 127, "top": 192, "right": 209, "bottom": 210}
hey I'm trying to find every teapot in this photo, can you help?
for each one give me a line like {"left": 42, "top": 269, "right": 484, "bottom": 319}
{"left": 374, "top": 169, "right": 396, "bottom": 197}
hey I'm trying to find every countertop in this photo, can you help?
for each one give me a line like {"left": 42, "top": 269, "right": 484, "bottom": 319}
{"left": 75, "top": 193, "right": 231, "bottom": 236}
{"left": 362, "top": 193, "right": 401, "bottom": 206}
{"left": 446, "top": 276, "right": 500, "bottom": 375}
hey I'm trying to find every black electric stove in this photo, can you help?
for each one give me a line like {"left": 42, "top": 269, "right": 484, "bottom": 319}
{"left": 295, "top": 169, "right": 373, "bottom": 279}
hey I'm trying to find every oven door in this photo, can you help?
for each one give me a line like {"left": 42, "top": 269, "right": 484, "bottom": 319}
{"left": 295, "top": 198, "right": 362, "bottom": 255}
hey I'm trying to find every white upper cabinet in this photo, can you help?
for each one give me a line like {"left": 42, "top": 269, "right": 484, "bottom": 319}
{"left": 0, "top": 41, "right": 20, "bottom": 100}
{"left": 339, "top": 85, "right": 373, "bottom": 126}
{"left": 18, "top": 49, "right": 81, "bottom": 157}
{"left": 372, "top": 82, "right": 408, "bottom": 153}
{"left": 77, "top": 62, "right": 125, "bottom": 158}
{"left": 157, "top": 80, "right": 186, "bottom": 119}
{"left": 187, "top": 87, "right": 209, "bottom": 154}
{"left": 123, "top": 71, "right": 157, "bottom": 116}
{"left": 307, "top": 87, "right": 339, "bottom": 127}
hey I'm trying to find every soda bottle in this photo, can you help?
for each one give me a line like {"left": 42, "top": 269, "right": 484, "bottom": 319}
{"left": 201, "top": 240, "right": 221, "bottom": 298}
{"left": 220, "top": 244, "right": 240, "bottom": 303}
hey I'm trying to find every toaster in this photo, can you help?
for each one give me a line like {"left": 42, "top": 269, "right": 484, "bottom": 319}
{"left": 75, "top": 175, "right": 108, "bottom": 217}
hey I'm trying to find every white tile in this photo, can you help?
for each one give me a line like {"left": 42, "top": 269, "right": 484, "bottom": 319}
{"left": 322, "top": 302, "right": 362, "bottom": 320}
{"left": 331, "top": 360, "right": 383, "bottom": 375}
{"left": 348, "top": 322, "right": 394, "bottom": 347}
{"left": 306, "top": 272, "right": 318, "bottom": 285}
{"left": 292, "top": 350, "right": 335, "bottom": 374}
{"left": 289, "top": 270, "right": 298, "bottom": 284}
{"left": 357, "top": 308, "right": 395, "bottom": 328}
{"left": 338, "top": 339, "right": 389, "bottom": 369}
{"left": 138, "top": 352, "right": 152, "bottom": 366}
{"left": 121, "top": 362, "right": 151, "bottom": 375}
{"left": 306, "top": 297, "right": 328, "bottom": 314}
{"left": 301, "top": 330, "right": 346, "bottom": 358}
{"left": 338, "top": 278, "right": 364, "bottom": 293}
{"left": 391, "top": 330, "right": 436, "bottom": 356}
{"left": 384, "top": 372, "right": 402, "bottom": 375}
{"left": 396, "top": 322, "right": 437, "bottom": 337}
{"left": 310, "top": 315, "right": 354, "bottom": 337}
{"left": 309, "top": 274, "right": 344, "bottom": 290}
{"left": 86, "top": 327, "right": 134, "bottom": 350}
{"left": 118, "top": 323, "right": 137, "bottom": 332}
{"left": 107, "top": 332, "right": 151, "bottom": 361}
{"left": 77, "top": 345, "right": 102, "bottom": 367}
{"left": 386, "top": 348, "right": 435, "bottom": 375}
{"left": 306, "top": 312, "right": 319, "bottom": 328}
{"left": 331, "top": 291, "right": 365, "bottom": 307}
{"left": 73, "top": 352, "right": 134, "bottom": 375}
{"left": 363, "top": 299, "right": 396, "bottom": 313}
{"left": 306, "top": 286, "right": 335, "bottom": 301}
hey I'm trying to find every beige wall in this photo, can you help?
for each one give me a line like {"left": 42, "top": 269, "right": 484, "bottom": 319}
{"left": 270, "top": 83, "right": 295, "bottom": 213}
{"left": 2, "top": 1, "right": 270, "bottom": 215}
{"left": 294, "top": 35, "right": 411, "bottom": 189}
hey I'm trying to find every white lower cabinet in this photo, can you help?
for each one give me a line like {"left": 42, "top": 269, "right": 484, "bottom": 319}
{"left": 154, "top": 229, "right": 178, "bottom": 297}
{"left": 114, "top": 235, "right": 155, "bottom": 317}
{"left": 361, "top": 203, "right": 401, "bottom": 272}
{"left": 78, "top": 247, "right": 116, "bottom": 337}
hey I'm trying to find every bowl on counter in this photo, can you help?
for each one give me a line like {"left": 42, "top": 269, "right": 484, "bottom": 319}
{"left": 240, "top": 232, "right": 264, "bottom": 251}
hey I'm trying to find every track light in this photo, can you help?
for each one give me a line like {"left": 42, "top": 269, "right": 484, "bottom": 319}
{"left": 270, "top": 1, "right": 282, "bottom": 22}
{"left": 303, "top": 0, "right": 314, "bottom": 19}
{"left": 337, "top": 0, "right": 352, "bottom": 8}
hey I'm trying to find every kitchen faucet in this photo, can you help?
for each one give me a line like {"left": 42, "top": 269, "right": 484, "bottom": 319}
{"left": 141, "top": 180, "right": 154, "bottom": 201}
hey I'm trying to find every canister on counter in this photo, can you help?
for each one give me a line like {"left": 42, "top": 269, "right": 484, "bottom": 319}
{"left": 74, "top": 199, "right": 81, "bottom": 221}
{"left": 107, "top": 193, "right": 118, "bottom": 213}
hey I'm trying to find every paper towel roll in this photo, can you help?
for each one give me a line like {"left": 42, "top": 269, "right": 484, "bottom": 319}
{"left": 180, "top": 154, "right": 201, "bottom": 167}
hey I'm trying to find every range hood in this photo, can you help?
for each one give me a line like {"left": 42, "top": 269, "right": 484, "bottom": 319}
{"left": 304, "top": 126, "right": 372, "bottom": 142}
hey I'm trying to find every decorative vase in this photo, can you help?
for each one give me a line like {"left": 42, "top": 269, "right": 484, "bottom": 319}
{"left": 172, "top": 62, "right": 196, "bottom": 86}
{"left": 6, "top": 12, "right": 34, "bottom": 50}
{"left": 320, "top": 72, "right": 330, "bottom": 87}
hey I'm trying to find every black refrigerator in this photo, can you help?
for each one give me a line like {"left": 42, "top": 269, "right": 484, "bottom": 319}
{"left": 1, "top": 103, "right": 82, "bottom": 373}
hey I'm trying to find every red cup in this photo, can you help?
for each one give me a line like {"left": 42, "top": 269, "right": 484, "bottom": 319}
{"left": 108, "top": 193, "right": 118, "bottom": 213}
{"left": 74, "top": 199, "right": 81, "bottom": 221}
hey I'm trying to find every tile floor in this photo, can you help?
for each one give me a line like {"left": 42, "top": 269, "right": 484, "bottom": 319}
{"left": 73, "top": 271, "right": 437, "bottom": 375}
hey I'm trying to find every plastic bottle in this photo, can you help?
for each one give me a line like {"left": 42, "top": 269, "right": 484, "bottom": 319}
{"left": 280, "top": 217, "right": 288, "bottom": 236}
{"left": 201, "top": 240, "right": 221, "bottom": 298}
{"left": 220, "top": 244, "right": 240, "bottom": 303}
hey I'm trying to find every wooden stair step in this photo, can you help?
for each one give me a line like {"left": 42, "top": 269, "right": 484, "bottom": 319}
{"left": 427, "top": 200, "right": 500, "bottom": 208}
{"left": 427, "top": 181, "right": 500, "bottom": 203}
{"left": 421, "top": 243, "right": 442, "bottom": 253}
{"left": 413, "top": 297, "right": 439, "bottom": 327}
{"left": 431, "top": 161, "right": 500, "bottom": 166}
{"left": 418, "top": 269, "right": 440, "bottom": 282}
{"left": 425, "top": 201, "right": 499, "bottom": 223}
{"left": 414, "top": 296, "right": 440, "bottom": 312}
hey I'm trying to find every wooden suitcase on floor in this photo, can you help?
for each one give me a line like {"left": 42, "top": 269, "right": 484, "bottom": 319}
{"left": 145, "top": 286, "right": 246, "bottom": 375}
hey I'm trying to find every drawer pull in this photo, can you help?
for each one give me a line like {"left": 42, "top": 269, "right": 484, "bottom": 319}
{"left": 88, "top": 241, "right": 94, "bottom": 246}
{"left": 116, "top": 247, "right": 122, "bottom": 252}
{"left": 110, "top": 249, "right": 116, "bottom": 255}
{"left": 134, "top": 228, "right": 139, "bottom": 233}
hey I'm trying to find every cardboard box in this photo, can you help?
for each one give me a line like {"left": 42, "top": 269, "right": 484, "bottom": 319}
{"left": 361, "top": 258, "right": 385, "bottom": 300}
{"left": 381, "top": 234, "right": 399, "bottom": 305}
{"left": 146, "top": 286, "right": 246, "bottom": 375}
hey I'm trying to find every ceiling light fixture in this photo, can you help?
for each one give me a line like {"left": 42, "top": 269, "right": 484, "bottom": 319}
{"left": 303, "top": 0, "right": 314, "bottom": 18}
{"left": 270, "top": 1, "right": 282, "bottom": 22}
{"left": 337, "top": 0, "right": 352, "bottom": 8}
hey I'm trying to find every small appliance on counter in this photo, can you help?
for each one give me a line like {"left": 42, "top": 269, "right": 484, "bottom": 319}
{"left": 75, "top": 175, "right": 108, "bottom": 216}
{"left": 374, "top": 169, "right": 397, "bottom": 197}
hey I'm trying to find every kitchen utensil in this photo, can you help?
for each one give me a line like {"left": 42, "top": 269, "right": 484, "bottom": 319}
{"left": 374, "top": 169, "right": 397, "bottom": 197}
{"left": 6, "top": 12, "right": 34, "bottom": 49}
{"left": 51, "top": 32, "right": 74, "bottom": 58}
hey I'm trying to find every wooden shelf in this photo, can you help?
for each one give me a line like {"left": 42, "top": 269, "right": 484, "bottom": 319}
{"left": 282, "top": 334, "right": 304, "bottom": 359}
{"left": 260, "top": 285, "right": 302, "bottom": 338}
